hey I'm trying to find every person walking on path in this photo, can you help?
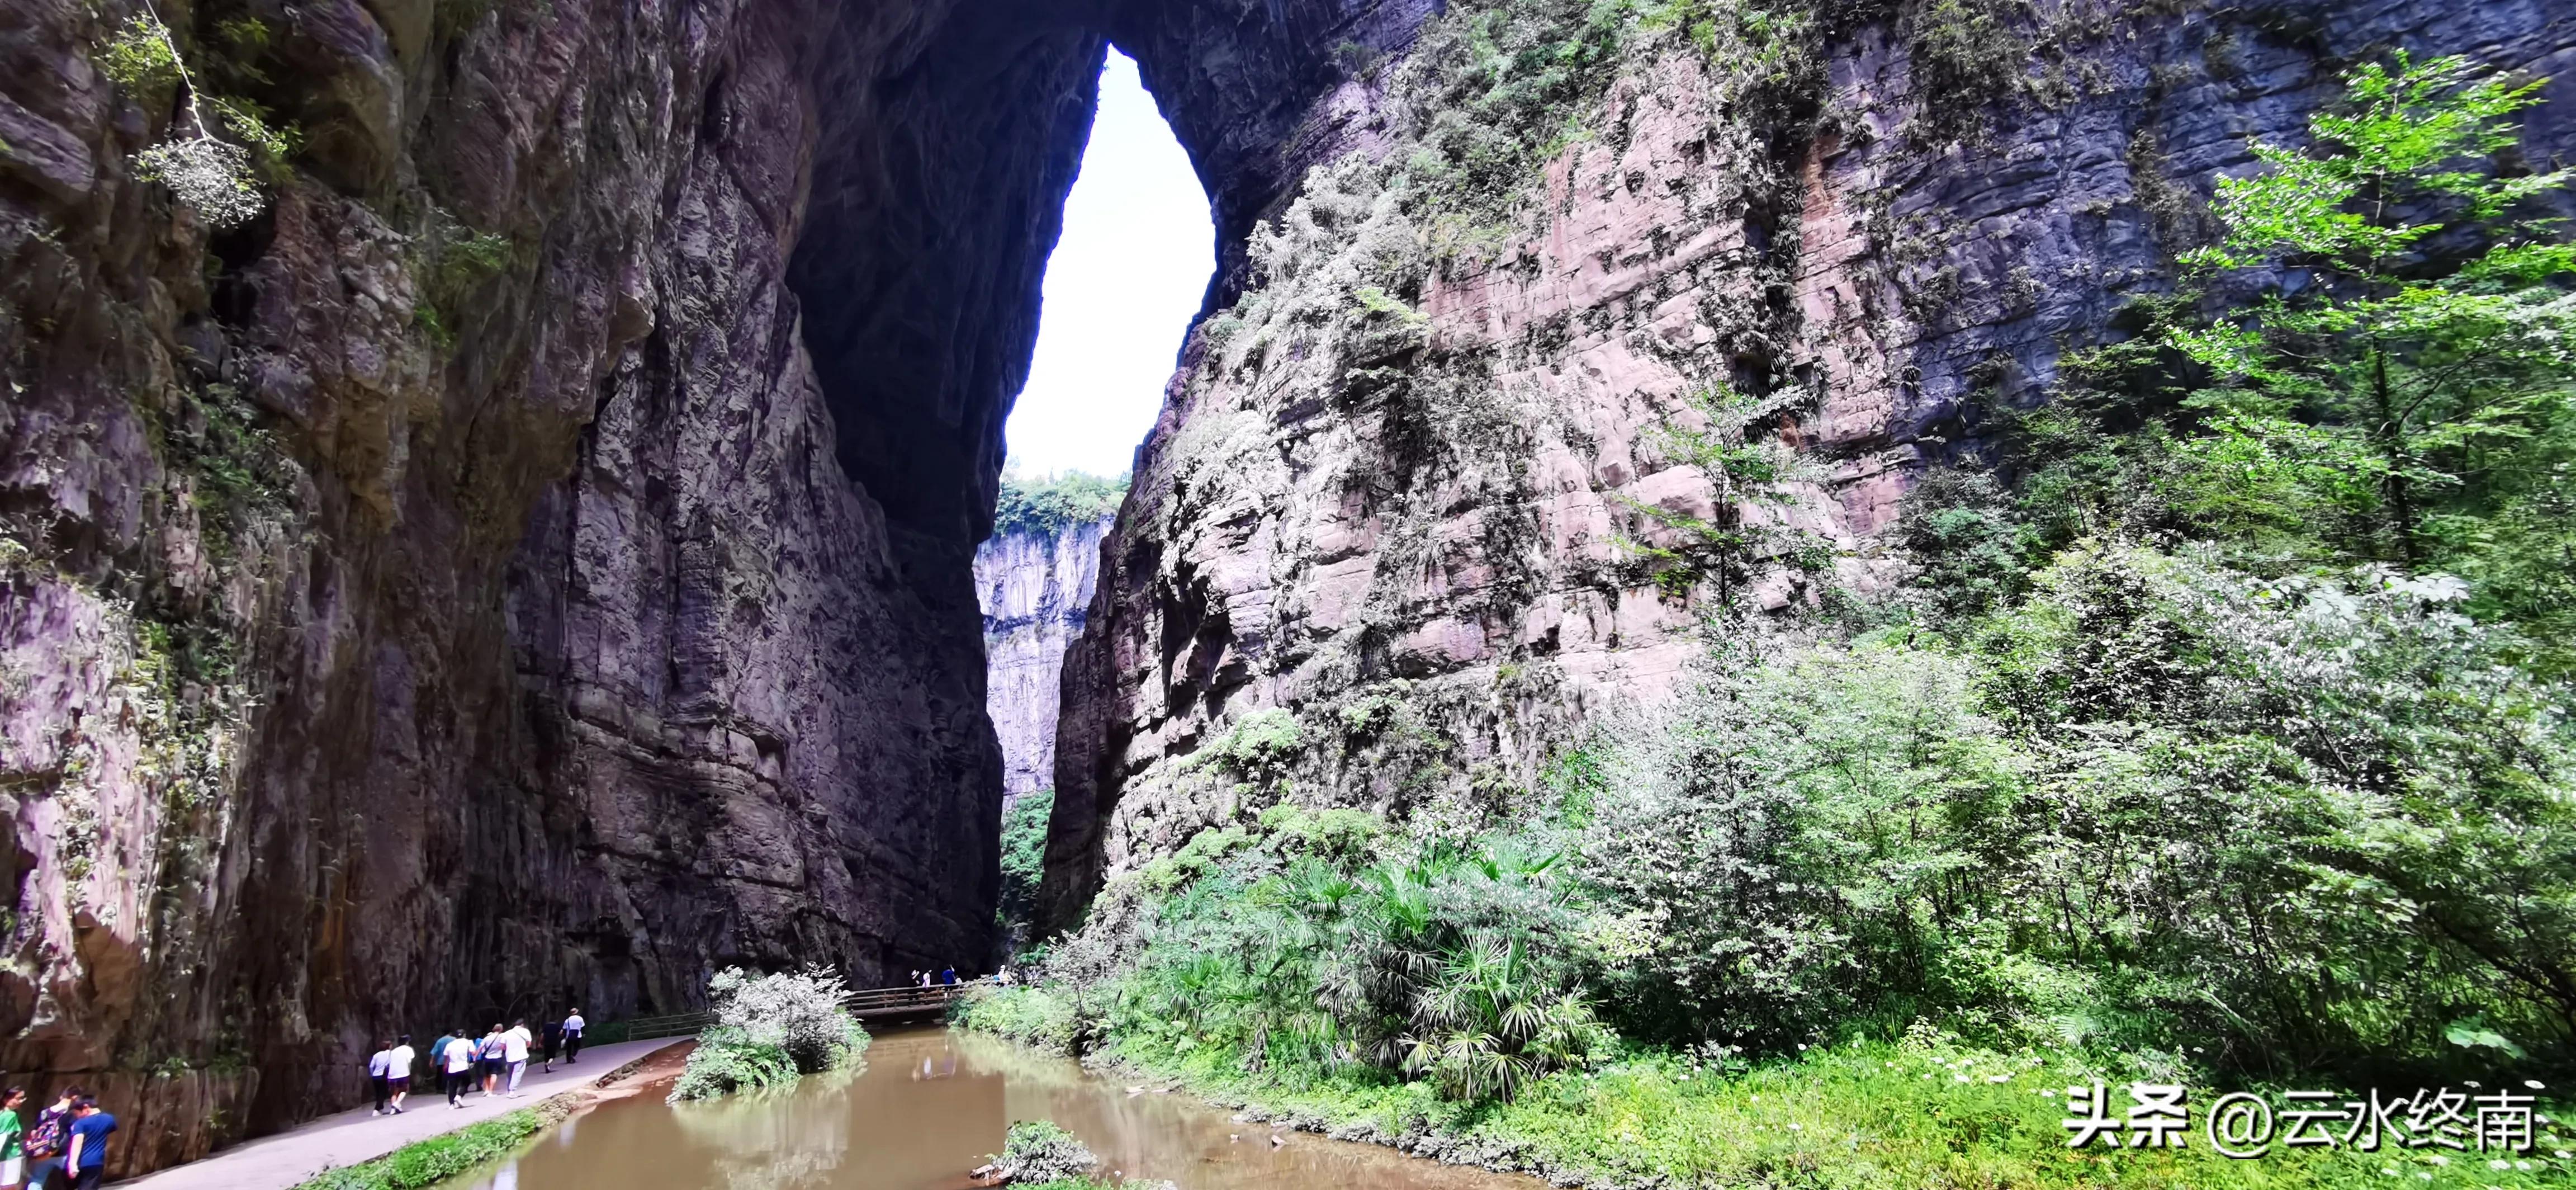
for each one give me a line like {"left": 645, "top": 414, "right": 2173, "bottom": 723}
{"left": 477, "top": 1024, "right": 507, "bottom": 1096}
{"left": 443, "top": 1026, "right": 477, "bottom": 1108}
{"left": 385, "top": 1034, "right": 417, "bottom": 1114}
{"left": 366, "top": 1040, "right": 392, "bottom": 1116}
{"left": 60, "top": 1099, "right": 112, "bottom": 1190}
{"left": 19, "top": 1088, "right": 75, "bottom": 1190}
{"left": 427, "top": 1030, "right": 456, "bottom": 1084}
{"left": 1, "top": 1087, "right": 26, "bottom": 1190}
{"left": 560, "top": 1009, "right": 585, "bottom": 1064}
{"left": 503, "top": 1019, "right": 534, "bottom": 1095}
{"left": 539, "top": 1016, "right": 558, "bottom": 1073}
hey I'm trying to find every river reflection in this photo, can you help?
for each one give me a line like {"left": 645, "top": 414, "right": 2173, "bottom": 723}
{"left": 447, "top": 1028, "right": 1541, "bottom": 1190}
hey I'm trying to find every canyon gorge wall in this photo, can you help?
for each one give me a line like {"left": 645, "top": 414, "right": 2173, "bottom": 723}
{"left": 0, "top": 0, "right": 1123, "bottom": 1170}
{"left": 1, "top": 0, "right": 2569, "bottom": 1172}
{"left": 977, "top": 516, "right": 1112, "bottom": 804}
{"left": 1037, "top": 0, "right": 2576, "bottom": 931}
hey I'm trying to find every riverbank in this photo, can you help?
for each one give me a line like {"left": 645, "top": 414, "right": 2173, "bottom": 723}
{"left": 957, "top": 988, "right": 2572, "bottom": 1190}
{"left": 125, "top": 1039, "right": 692, "bottom": 1190}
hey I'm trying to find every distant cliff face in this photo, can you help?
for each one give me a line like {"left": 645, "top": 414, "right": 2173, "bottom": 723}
{"left": 977, "top": 518, "right": 1111, "bottom": 803}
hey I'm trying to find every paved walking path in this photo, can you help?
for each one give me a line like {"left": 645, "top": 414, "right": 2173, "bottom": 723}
{"left": 125, "top": 1038, "right": 688, "bottom": 1190}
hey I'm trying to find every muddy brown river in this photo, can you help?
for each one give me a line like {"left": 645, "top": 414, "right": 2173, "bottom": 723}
{"left": 448, "top": 1027, "right": 1542, "bottom": 1189}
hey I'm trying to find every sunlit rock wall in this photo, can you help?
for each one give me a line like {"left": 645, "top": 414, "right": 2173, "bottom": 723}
{"left": 1040, "top": 0, "right": 2576, "bottom": 931}
{"left": 977, "top": 518, "right": 1112, "bottom": 804}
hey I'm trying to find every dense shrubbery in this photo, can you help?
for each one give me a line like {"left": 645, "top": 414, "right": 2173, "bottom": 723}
{"left": 669, "top": 966, "right": 869, "bottom": 1102}
{"left": 999, "top": 789, "right": 1055, "bottom": 945}
{"left": 993, "top": 471, "right": 1128, "bottom": 537}
{"left": 1590, "top": 547, "right": 2575, "bottom": 1071}
{"left": 967, "top": 48, "right": 2576, "bottom": 1190}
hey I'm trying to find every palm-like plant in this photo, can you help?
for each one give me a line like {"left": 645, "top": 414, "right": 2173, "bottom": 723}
{"left": 1399, "top": 933, "right": 1606, "bottom": 1101}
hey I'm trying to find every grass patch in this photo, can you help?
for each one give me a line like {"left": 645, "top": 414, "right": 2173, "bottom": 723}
{"left": 1028, "top": 1017, "right": 2574, "bottom": 1189}
{"left": 290, "top": 1107, "right": 553, "bottom": 1190}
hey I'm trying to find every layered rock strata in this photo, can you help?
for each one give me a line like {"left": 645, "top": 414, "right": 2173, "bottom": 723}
{"left": 1038, "top": 0, "right": 2576, "bottom": 932}
{"left": 2, "top": 0, "right": 1449, "bottom": 1169}
{"left": 977, "top": 517, "right": 1112, "bottom": 804}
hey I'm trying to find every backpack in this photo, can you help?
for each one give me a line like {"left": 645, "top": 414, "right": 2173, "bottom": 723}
{"left": 24, "top": 1107, "right": 67, "bottom": 1159}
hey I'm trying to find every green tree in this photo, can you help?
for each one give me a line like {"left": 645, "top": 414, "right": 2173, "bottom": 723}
{"left": 1618, "top": 384, "right": 1830, "bottom": 601}
{"left": 2166, "top": 53, "right": 2575, "bottom": 572}
{"left": 998, "top": 789, "right": 1055, "bottom": 941}
{"left": 993, "top": 471, "right": 1129, "bottom": 537}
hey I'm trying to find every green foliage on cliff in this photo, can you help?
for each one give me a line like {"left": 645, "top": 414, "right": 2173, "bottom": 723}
{"left": 95, "top": 16, "right": 181, "bottom": 96}
{"left": 1000, "top": 789, "right": 1054, "bottom": 942}
{"left": 993, "top": 471, "right": 1128, "bottom": 538}
{"left": 1907, "top": 55, "right": 2576, "bottom": 673}
{"left": 968, "top": 53, "right": 2576, "bottom": 1190}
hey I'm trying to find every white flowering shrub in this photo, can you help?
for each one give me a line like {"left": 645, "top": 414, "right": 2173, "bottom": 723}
{"left": 98, "top": 12, "right": 271, "bottom": 229}
{"left": 135, "top": 135, "right": 264, "bottom": 229}
{"left": 993, "top": 1120, "right": 1097, "bottom": 1182}
{"left": 669, "top": 965, "right": 868, "bottom": 1102}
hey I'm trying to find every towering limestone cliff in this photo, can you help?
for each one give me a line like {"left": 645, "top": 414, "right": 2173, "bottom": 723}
{"left": 1, "top": 0, "right": 2569, "bottom": 1174}
{"left": 976, "top": 474, "right": 1124, "bottom": 804}
{"left": 1036, "top": 0, "right": 2576, "bottom": 931}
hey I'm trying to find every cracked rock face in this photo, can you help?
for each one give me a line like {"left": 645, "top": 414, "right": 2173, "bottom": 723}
{"left": 1036, "top": 0, "right": 2576, "bottom": 931}
{"left": 978, "top": 518, "right": 1112, "bottom": 804}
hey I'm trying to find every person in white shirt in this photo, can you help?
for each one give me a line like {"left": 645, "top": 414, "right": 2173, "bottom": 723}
{"left": 383, "top": 1035, "right": 417, "bottom": 1114}
{"left": 503, "top": 1019, "right": 533, "bottom": 1095}
{"left": 365, "top": 1041, "right": 392, "bottom": 1116}
{"left": 478, "top": 1024, "right": 507, "bottom": 1096}
{"left": 443, "top": 1026, "right": 477, "bottom": 1107}
{"left": 560, "top": 1009, "right": 586, "bottom": 1064}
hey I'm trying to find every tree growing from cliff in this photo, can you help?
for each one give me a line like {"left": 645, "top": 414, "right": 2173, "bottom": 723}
{"left": 1617, "top": 384, "right": 1831, "bottom": 603}
{"left": 100, "top": 7, "right": 276, "bottom": 230}
{"left": 2166, "top": 54, "right": 2575, "bottom": 579}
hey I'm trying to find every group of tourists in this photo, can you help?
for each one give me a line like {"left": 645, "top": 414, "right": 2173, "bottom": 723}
{"left": 909, "top": 967, "right": 958, "bottom": 986}
{"left": 366, "top": 1010, "right": 586, "bottom": 1116}
{"left": 0, "top": 1086, "right": 116, "bottom": 1190}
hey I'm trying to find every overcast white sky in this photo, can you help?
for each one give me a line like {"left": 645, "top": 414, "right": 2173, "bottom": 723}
{"left": 1004, "top": 51, "right": 1215, "bottom": 480}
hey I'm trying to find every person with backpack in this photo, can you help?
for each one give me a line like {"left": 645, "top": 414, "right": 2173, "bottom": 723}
{"left": 18, "top": 1087, "right": 75, "bottom": 1190}
{"left": 1, "top": 1087, "right": 26, "bottom": 1190}
{"left": 60, "top": 1098, "right": 113, "bottom": 1190}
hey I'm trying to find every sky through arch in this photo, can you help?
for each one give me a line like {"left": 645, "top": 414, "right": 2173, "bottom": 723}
{"left": 1004, "top": 50, "right": 1215, "bottom": 480}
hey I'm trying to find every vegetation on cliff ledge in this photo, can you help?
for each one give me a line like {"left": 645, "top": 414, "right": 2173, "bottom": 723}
{"left": 963, "top": 53, "right": 2576, "bottom": 1190}
{"left": 994, "top": 471, "right": 1130, "bottom": 538}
